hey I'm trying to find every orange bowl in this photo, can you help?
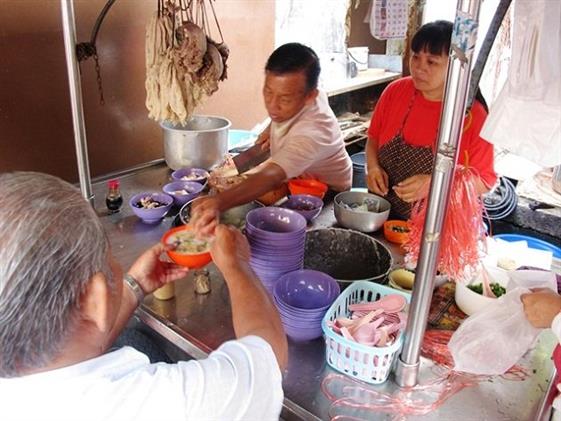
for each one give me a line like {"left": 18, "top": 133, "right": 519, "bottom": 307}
{"left": 288, "top": 179, "right": 328, "bottom": 199}
{"left": 162, "top": 225, "right": 212, "bottom": 268}
{"left": 383, "top": 220, "right": 410, "bottom": 244}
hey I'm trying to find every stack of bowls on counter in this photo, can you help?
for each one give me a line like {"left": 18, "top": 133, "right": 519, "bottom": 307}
{"left": 245, "top": 207, "right": 307, "bottom": 293}
{"left": 273, "top": 270, "right": 340, "bottom": 341}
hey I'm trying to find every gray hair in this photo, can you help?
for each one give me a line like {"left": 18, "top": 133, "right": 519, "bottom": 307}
{"left": 0, "top": 172, "right": 112, "bottom": 377}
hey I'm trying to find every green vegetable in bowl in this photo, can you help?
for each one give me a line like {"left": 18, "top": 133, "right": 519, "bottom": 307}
{"left": 467, "top": 282, "right": 506, "bottom": 298}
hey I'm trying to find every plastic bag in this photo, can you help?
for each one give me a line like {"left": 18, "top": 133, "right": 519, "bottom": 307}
{"left": 481, "top": 0, "right": 561, "bottom": 167}
{"left": 449, "top": 270, "right": 557, "bottom": 375}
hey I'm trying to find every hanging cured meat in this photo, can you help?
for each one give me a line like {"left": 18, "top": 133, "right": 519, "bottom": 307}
{"left": 145, "top": 0, "right": 228, "bottom": 125}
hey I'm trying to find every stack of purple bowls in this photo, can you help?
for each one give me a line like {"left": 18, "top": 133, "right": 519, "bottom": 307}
{"left": 273, "top": 270, "right": 340, "bottom": 341}
{"left": 245, "top": 207, "right": 307, "bottom": 293}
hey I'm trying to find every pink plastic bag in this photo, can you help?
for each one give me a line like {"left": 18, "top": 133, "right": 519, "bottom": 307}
{"left": 449, "top": 270, "right": 557, "bottom": 375}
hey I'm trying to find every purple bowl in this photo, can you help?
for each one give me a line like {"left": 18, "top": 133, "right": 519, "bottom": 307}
{"left": 274, "top": 295, "right": 328, "bottom": 317}
{"left": 250, "top": 241, "right": 306, "bottom": 251}
{"left": 171, "top": 167, "right": 210, "bottom": 184}
{"left": 245, "top": 230, "right": 307, "bottom": 245}
{"left": 279, "top": 310, "right": 325, "bottom": 326}
{"left": 129, "top": 192, "right": 173, "bottom": 223}
{"left": 282, "top": 194, "right": 323, "bottom": 222}
{"left": 274, "top": 270, "right": 340, "bottom": 311}
{"left": 246, "top": 207, "right": 307, "bottom": 236}
{"left": 251, "top": 257, "right": 304, "bottom": 267}
{"left": 282, "top": 322, "right": 324, "bottom": 341}
{"left": 162, "top": 181, "right": 204, "bottom": 206}
{"left": 277, "top": 307, "right": 327, "bottom": 323}
{"left": 246, "top": 228, "right": 307, "bottom": 242}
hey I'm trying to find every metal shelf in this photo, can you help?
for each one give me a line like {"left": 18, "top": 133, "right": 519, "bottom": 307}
{"left": 326, "top": 69, "right": 401, "bottom": 97}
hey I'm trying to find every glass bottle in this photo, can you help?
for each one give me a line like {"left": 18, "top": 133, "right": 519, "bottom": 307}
{"left": 106, "top": 179, "right": 123, "bottom": 213}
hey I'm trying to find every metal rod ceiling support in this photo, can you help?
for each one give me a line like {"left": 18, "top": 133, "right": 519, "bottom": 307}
{"left": 394, "top": 0, "right": 483, "bottom": 388}
{"left": 61, "top": 0, "right": 95, "bottom": 206}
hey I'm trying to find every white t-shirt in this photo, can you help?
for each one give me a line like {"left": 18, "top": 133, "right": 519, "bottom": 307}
{"left": 0, "top": 336, "right": 283, "bottom": 421}
{"left": 270, "top": 91, "right": 352, "bottom": 192}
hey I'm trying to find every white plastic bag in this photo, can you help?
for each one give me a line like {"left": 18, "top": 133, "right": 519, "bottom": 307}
{"left": 481, "top": 0, "right": 561, "bottom": 167}
{"left": 449, "top": 270, "right": 557, "bottom": 375}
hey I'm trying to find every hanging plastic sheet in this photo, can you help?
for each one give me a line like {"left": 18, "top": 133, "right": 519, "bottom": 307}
{"left": 481, "top": 0, "right": 561, "bottom": 167}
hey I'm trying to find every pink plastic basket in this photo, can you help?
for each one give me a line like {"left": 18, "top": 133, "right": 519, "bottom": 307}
{"left": 321, "top": 281, "right": 410, "bottom": 384}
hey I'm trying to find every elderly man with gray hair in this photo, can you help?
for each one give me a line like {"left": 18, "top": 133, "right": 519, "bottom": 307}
{"left": 0, "top": 172, "right": 287, "bottom": 421}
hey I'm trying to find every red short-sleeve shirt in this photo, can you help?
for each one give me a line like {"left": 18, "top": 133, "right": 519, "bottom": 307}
{"left": 368, "top": 77, "right": 497, "bottom": 188}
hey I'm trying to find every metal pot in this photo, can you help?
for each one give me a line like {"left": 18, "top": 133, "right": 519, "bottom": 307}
{"left": 553, "top": 165, "right": 561, "bottom": 195}
{"left": 161, "top": 115, "right": 231, "bottom": 170}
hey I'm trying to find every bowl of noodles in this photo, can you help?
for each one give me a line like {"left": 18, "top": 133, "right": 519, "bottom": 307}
{"left": 162, "top": 225, "right": 212, "bottom": 268}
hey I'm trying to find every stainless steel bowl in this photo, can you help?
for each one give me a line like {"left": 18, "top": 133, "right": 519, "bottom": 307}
{"left": 162, "top": 115, "right": 231, "bottom": 170}
{"left": 179, "top": 198, "right": 263, "bottom": 229}
{"left": 334, "top": 191, "right": 390, "bottom": 232}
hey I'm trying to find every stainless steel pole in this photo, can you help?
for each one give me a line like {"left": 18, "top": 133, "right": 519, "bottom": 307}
{"left": 61, "top": 0, "right": 95, "bottom": 206}
{"left": 394, "top": 0, "right": 483, "bottom": 387}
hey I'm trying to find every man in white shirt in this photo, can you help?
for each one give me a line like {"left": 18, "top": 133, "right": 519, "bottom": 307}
{"left": 0, "top": 172, "right": 287, "bottom": 421}
{"left": 193, "top": 43, "right": 352, "bottom": 236}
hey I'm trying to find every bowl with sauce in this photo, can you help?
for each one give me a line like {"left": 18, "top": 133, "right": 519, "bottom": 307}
{"left": 162, "top": 225, "right": 212, "bottom": 268}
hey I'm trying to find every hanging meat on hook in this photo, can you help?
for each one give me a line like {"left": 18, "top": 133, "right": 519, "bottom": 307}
{"left": 145, "top": 0, "right": 229, "bottom": 125}
{"left": 175, "top": 21, "right": 207, "bottom": 73}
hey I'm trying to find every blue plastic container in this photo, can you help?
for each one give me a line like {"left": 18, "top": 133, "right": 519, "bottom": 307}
{"left": 321, "top": 281, "right": 410, "bottom": 384}
{"left": 351, "top": 152, "right": 366, "bottom": 188}
{"left": 493, "top": 234, "right": 561, "bottom": 259}
{"left": 228, "top": 129, "right": 257, "bottom": 151}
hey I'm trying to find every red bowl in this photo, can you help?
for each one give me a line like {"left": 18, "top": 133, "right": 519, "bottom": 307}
{"left": 162, "top": 225, "right": 212, "bottom": 268}
{"left": 288, "top": 179, "right": 328, "bottom": 199}
{"left": 383, "top": 220, "right": 410, "bottom": 245}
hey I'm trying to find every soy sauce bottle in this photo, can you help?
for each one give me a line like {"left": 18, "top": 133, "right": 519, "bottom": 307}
{"left": 106, "top": 179, "right": 123, "bottom": 213}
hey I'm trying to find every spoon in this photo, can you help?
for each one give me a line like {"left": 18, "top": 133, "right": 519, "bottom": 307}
{"left": 348, "top": 294, "right": 407, "bottom": 314}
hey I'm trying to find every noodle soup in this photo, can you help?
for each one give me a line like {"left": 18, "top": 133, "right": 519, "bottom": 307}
{"left": 167, "top": 230, "right": 210, "bottom": 254}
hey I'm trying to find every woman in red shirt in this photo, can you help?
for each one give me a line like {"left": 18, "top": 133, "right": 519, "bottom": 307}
{"left": 366, "top": 20, "right": 497, "bottom": 220}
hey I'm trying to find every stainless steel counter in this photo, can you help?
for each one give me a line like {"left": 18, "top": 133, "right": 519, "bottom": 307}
{"left": 95, "top": 162, "right": 556, "bottom": 421}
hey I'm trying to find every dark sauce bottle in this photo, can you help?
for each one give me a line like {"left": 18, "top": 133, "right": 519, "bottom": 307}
{"left": 106, "top": 179, "right": 123, "bottom": 213}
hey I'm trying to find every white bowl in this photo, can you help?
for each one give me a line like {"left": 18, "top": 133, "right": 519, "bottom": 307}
{"left": 455, "top": 266, "right": 510, "bottom": 316}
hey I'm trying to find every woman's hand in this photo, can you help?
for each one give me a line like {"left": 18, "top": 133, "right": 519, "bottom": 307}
{"left": 521, "top": 289, "right": 561, "bottom": 329}
{"left": 128, "top": 243, "right": 190, "bottom": 294}
{"left": 366, "top": 165, "right": 389, "bottom": 196}
{"left": 393, "top": 174, "right": 431, "bottom": 203}
{"left": 191, "top": 196, "right": 221, "bottom": 237}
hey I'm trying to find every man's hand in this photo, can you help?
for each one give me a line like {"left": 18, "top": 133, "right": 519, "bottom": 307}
{"left": 210, "top": 225, "right": 251, "bottom": 276}
{"left": 393, "top": 174, "right": 431, "bottom": 203}
{"left": 255, "top": 126, "right": 271, "bottom": 151}
{"left": 366, "top": 165, "right": 389, "bottom": 196}
{"left": 521, "top": 289, "right": 561, "bottom": 329}
{"left": 127, "top": 243, "right": 190, "bottom": 294}
{"left": 191, "top": 196, "right": 221, "bottom": 237}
